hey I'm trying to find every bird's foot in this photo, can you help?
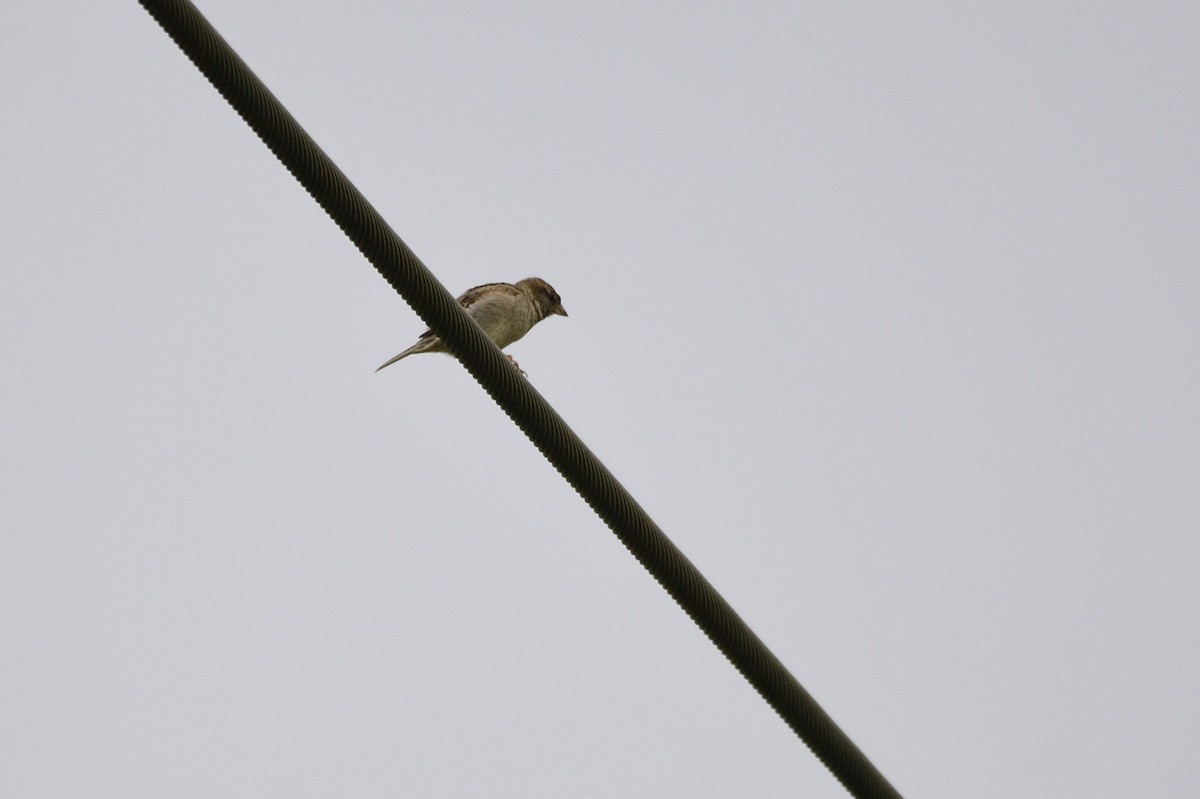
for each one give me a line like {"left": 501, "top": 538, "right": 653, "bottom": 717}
{"left": 505, "top": 354, "right": 527, "bottom": 376}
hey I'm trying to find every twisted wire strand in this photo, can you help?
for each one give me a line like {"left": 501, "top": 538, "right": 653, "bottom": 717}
{"left": 136, "top": 2, "right": 903, "bottom": 796}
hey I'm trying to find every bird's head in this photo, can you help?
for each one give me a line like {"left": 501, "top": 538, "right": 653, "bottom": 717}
{"left": 520, "top": 277, "right": 568, "bottom": 320}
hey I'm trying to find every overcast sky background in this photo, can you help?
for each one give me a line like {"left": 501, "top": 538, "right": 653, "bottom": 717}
{"left": 2, "top": 2, "right": 1197, "bottom": 797}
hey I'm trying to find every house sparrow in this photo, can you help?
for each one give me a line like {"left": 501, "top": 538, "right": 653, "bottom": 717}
{"left": 376, "top": 277, "right": 567, "bottom": 372}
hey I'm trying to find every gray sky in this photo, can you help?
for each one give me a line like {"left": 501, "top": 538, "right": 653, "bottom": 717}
{"left": 2, "top": 2, "right": 1197, "bottom": 796}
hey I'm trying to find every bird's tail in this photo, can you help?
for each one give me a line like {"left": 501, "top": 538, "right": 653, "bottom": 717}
{"left": 376, "top": 332, "right": 448, "bottom": 372}
{"left": 375, "top": 348, "right": 415, "bottom": 372}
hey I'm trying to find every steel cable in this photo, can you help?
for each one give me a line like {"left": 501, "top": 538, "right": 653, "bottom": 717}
{"left": 136, "top": 2, "right": 903, "bottom": 796}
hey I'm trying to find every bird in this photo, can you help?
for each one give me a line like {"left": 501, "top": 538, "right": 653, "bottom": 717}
{"left": 376, "top": 277, "right": 567, "bottom": 373}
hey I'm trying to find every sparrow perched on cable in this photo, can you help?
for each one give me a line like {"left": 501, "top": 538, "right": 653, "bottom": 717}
{"left": 376, "top": 277, "right": 567, "bottom": 373}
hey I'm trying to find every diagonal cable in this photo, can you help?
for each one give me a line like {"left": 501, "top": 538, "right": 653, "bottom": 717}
{"left": 136, "top": 2, "right": 903, "bottom": 797}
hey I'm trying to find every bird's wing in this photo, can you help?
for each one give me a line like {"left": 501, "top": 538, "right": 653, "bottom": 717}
{"left": 414, "top": 282, "right": 519, "bottom": 340}
{"left": 457, "top": 282, "right": 520, "bottom": 308}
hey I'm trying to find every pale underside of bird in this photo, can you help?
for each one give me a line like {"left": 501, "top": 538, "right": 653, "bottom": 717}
{"left": 376, "top": 277, "right": 567, "bottom": 373}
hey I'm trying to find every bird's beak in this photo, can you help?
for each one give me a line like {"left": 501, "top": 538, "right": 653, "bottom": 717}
{"left": 553, "top": 304, "right": 568, "bottom": 317}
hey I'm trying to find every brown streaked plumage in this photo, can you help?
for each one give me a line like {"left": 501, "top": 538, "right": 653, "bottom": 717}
{"left": 376, "top": 277, "right": 567, "bottom": 373}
